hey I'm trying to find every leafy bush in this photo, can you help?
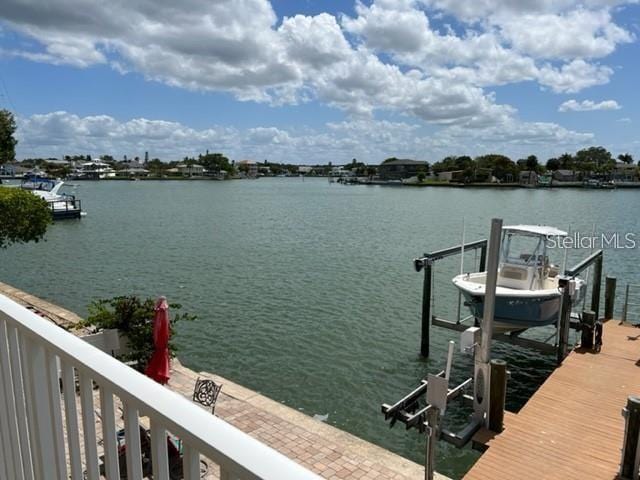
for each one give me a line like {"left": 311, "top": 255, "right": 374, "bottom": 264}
{"left": 0, "top": 187, "right": 51, "bottom": 248}
{"left": 79, "top": 295, "right": 196, "bottom": 369}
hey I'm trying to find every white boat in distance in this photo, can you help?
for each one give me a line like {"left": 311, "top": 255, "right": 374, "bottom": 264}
{"left": 452, "top": 225, "right": 586, "bottom": 332}
{"left": 25, "top": 178, "right": 83, "bottom": 219}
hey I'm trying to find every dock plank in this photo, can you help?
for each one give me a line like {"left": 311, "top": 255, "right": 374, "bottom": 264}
{"left": 465, "top": 320, "right": 640, "bottom": 480}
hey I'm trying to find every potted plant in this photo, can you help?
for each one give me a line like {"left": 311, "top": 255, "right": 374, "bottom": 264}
{"left": 78, "top": 295, "right": 196, "bottom": 370}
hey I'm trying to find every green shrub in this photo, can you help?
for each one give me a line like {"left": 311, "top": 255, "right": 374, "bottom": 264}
{"left": 0, "top": 187, "right": 51, "bottom": 248}
{"left": 79, "top": 295, "right": 196, "bottom": 369}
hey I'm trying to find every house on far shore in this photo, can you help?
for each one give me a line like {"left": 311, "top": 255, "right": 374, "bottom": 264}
{"left": 519, "top": 170, "right": 538, "bottom": 186}
{"left": 552, "top": 169, "right": 576, "bottom": 182}
{"left": 237, "top": 160, "right": 258, "bottom": 178}
{"left": 176, "top": 163, "right": 204, "bottom": 176}
{"left": 379, "top": 159, "right": 428, "bottom": 180}
{"left": 612, "top": 163, "right": 638, "bottom": 182}
{"left": 0, "top": 163, "right": 30, "bottom": 178}
{"left": 116, "top": 161, "right": 149, "bottom": 177}
{"left": 436, "top": 170, "right": 464, "bottom": 182}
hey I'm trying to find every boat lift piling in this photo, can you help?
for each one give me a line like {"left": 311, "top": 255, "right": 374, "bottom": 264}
{"left": 473, "top": 218, "right": 502, "bottom": 424}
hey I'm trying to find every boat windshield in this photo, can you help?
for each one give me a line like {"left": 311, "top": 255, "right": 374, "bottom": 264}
{"left": 501, "top": 232, "right": 546, "bottom": 266}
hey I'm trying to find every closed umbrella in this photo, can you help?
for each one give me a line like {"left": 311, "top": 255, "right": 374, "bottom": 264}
{"left": 145, "top": 296, "right": 171, "bottom": 385}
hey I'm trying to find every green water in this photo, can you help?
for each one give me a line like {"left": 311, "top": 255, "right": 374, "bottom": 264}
{"left": 1, "top": 178, "right": 638, "bottom": 478}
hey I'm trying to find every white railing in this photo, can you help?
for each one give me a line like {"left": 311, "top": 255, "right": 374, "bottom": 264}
{"left": 0, "top": 294, "right": 320, "bottom": 480}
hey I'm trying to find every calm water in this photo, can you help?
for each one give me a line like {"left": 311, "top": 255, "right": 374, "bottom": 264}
{"left": 1, "top": 178, "right": 638, "bottom": 478}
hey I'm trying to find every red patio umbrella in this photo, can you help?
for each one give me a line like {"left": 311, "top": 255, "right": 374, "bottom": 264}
{"left": 145, "top": 296, "right": 171, "bottom": 385}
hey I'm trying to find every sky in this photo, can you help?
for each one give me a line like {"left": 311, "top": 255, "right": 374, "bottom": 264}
{"left": 0, "top": 0, "right": 639, "bottom": 164}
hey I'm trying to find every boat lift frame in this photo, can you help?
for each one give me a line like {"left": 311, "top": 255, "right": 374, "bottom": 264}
{"left": 382, "top": 221, "right": 609, "bottom": 479}
{"left": 414, "top": 236, "right": 605, "bottom": 363}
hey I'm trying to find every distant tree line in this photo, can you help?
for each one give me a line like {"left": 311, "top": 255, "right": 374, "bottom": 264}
{"left": 428, "top": 147, "right": 636, "bottom": 183}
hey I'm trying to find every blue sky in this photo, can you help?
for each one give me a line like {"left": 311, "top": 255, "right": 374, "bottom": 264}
{"left": 0, "top": 0, "right": 638, "bottom": 164}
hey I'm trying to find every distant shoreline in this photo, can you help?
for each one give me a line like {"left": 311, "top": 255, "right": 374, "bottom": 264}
{"left": 3, "top": 175, "right": 640, "bottom": 188}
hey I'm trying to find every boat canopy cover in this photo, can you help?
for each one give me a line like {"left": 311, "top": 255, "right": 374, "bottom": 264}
{"left": 503, "top": 225, "right": 567, "bottom": 237}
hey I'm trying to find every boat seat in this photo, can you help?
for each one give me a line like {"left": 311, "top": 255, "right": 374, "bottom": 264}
{"left": 498, "top": 264, "right": 533, "bottom": 290}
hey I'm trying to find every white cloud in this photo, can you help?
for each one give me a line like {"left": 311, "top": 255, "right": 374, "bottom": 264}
{"left": 420, "top": 0, "right": 635, "bottom": 22}
{"left": 341, "top": 0, "right": 631, "bottom": 95}
{"left": 558, "top": 99, "right": 621, "bottom": 111}
{"left": 15, "top": 111, "right": 596, "bottom": 164}
{"left": 538, "top": 59, "right": 613, "bottom": 93}
{"left": 342, "top": 1, "right": 431, "bottom": 53}
{"left": 1, "top": 0, "right": 635, "bottom": 128}
{"left": 497, "top": 9, "right": 633, "bottom": 60}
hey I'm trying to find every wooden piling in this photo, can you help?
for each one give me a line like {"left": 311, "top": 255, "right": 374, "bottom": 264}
{"left": 420, "top": 261, "right": 432, "bottom": 358}
{"left": 622, "top": 284, "right": 630, "bottom": 323}
{"left": 590, "top": 255, "right": 603, "bottom": 320}
{"left": 488, "top": 359, "right": 507, "bottom": 434}
{"left": 605, "top": 276, "right": 616, "bottom": 321}
{"left": 620, "top": 395, "right": 640, "bottom": 480}
{"left": 581, "top": 310, "right": 595, "bottom": 350}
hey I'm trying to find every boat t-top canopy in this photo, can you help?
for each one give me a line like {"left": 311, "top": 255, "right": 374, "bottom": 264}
{"left": 503, "top": 225, "right": 567, "bottom": 237}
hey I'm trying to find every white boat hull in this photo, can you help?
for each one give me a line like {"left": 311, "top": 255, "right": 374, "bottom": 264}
{"left": 453, "top": 273, "right": 585, "bottom": 332}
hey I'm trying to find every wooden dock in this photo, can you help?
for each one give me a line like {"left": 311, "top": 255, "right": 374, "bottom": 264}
{"left": 465, "top": 319, "right": 640, "bottom": 480}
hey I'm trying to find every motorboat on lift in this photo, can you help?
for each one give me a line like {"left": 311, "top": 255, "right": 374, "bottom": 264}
{"left": 452, "top": 225, "right": 586, "bottom": 332}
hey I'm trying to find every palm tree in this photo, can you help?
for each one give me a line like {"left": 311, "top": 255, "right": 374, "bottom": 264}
{"left": 618, "top": 153, "right": 634, "bottom": 164}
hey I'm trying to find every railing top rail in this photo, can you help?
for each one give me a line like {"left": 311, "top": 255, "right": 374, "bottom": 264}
{"left": 0, "top": 294, "right": 320, "bottom": 480}
{"left": 564, "top": 249, "right": 603, "bottom": 277}
{"left": 420, "top": 238, "right": 488, "bottom": 262}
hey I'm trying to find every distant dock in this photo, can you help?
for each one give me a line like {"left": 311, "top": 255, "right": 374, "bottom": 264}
{"left": 465, "top": 319, "right": 640, "bottom": 479}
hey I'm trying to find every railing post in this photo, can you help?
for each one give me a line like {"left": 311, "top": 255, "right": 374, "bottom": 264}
{"left": 557, "top": 277, "right": 572, "bottom": 366}
{"left": 99, "top": 387, "right": 120, "bottom": 480}
{"left": 0, "top": 318, "right": 24, "bottom": 480}
{"left": 581, "top": 310, "right": 595, "bottom": 350}
{"left": 124, "top": 404, "right": 144, "bottom": 480}
{"left": 479, "top": 245, "right": 487, "bottom": 272}
{"left": 605, "top": 276, "right": 616, "bottom": 320}
{"left": 489, "top": 359, "right": 507, "bottom": 434}
{"left": 590, "top": 254, "right": 603, "bottom": 320}
{"left": 25, "top": 340, "right": 59, "bottom": 479}
{"left": 420, "top": 260, "right": 432, "bottom": 358}
{"left": 620, "top": 395, "right": 640, "bottom": 480}
{"left": 79, "top": 372, "right": 100, "bottom": 480}
{"left": 623, "top": 284, "right": 630, "bottom": 323}
{"left": 182, "top": 445, "right": 200, "bottom": 480}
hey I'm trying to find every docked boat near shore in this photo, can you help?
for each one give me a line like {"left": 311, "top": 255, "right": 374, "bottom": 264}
{"left": 452, "top": 225, "right": 586, "bottom": 332}
{"left": 23, "top": 177, "right": 84, "bottom": 219}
